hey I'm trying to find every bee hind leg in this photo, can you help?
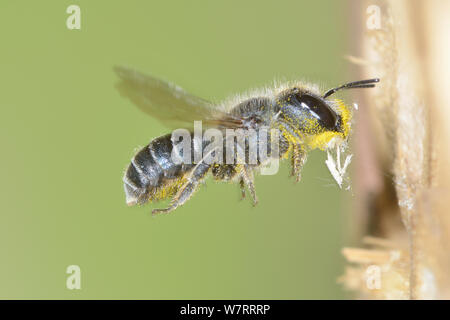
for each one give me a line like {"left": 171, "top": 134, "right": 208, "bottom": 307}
{"left": 291, "top": 144, "right": 307, "bottom": 183}
{"left": 239, "top": 165, "right": 258, "bottom": 206}
{"left": 152, "top": 162, "right": 210, "bottom": 215}
{"left": 151, "top": 183, "right": 197, "bottom": 215}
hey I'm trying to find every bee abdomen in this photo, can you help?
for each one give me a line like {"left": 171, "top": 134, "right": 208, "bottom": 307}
{"left": 123, "top": 134, "right": 184, "bottom": 206}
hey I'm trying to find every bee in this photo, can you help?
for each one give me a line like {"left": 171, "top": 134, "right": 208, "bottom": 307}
{"left": 116, "top": 66, "right": 379, "bottom": 214}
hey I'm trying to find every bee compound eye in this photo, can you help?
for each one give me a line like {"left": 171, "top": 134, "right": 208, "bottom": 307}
{"left": 295, "top": 94, "right": 338, "bottom": 130}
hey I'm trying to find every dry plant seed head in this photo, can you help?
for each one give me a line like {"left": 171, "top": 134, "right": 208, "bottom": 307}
{"left": 343, "top": 0, "right": 450, "bottom": 300}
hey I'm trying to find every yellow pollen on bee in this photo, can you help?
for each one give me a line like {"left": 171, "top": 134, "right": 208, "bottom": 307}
{"left": 148, "top": 176, "right": 187, "bottom": 202}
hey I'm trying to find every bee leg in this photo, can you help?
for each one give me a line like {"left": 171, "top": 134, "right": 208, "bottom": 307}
{"left": 291, "top": 144, "right": 307, "bottom": 183}
{"left": 240, "top": 165, "right": 258, "bottom": 206}
{"left": 278, "top": 123, "right": 307, "bottom": 182}
{"left": 239, "top": 178, "right": 246, "bottom": 200}
{"left": 152, "top": 162, "right": 210, "bottom": 215}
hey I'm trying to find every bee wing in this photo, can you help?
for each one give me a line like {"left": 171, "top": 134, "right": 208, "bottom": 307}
{"left": 114, "top": 66, "right": 243, "bottom": 129}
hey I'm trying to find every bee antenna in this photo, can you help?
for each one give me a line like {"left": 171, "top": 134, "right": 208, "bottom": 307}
{"left": 323, "top": 78, "right": 380, "bottom": 99}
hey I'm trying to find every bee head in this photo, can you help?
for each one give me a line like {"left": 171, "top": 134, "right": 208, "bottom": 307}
{"left": 276, "top": 87, "right": 342, "bottom": 135}
{"left": 276, "top": 78, "right": 379, "bottom": 136}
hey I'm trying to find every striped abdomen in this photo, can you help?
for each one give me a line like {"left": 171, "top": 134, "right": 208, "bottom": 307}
{"left": 123, "top": 134, "right": 193, "bottom": 206}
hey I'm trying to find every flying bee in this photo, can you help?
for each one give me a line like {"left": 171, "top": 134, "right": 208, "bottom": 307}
{"left": 116, "top": 66, "right": 379, "bottom": 214}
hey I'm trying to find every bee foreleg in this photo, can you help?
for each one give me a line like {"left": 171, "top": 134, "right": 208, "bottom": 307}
{"left": 239, "top": 165, "right": 258, "bottom": 206}
{"left": 291, "top": 144, "right": 307, "bottom": 183}
{"left": 152, "top": 162, "right": 210, "bottom": 215}
{"left": 278, "top": 123, "right": 307, "bottom": 182}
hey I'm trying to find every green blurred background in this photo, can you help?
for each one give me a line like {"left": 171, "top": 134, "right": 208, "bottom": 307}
{"left": 0, "top": 1, "right": 352, "bottom": 299}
